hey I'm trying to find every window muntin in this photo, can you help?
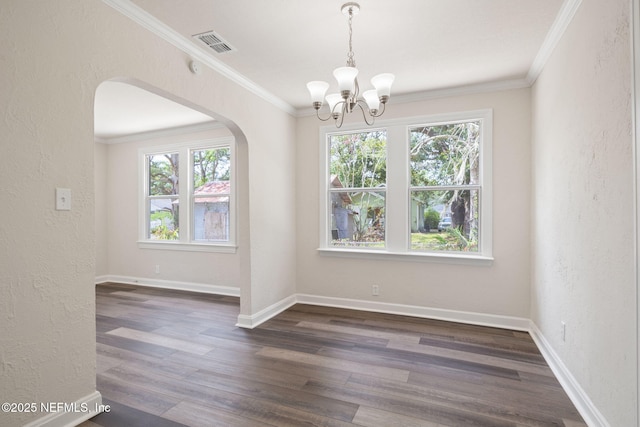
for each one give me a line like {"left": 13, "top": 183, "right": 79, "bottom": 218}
{"left": 328, "top": 131, "right": 386, "bottom": 248}
{"left": 320, "top": 110, "right": 491, "bottom": 260}
{"left": 409, "top": 121, "right": 481, "bottom": 253}
{"left": 140, "top": 138, "right": 235, "bottom": 250}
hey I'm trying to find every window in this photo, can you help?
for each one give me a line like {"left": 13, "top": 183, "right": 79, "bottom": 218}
{"left": 139, "top": 138, "right": 235, "bottom": 252}
{"left": 320, "top": 110, "right": 492, "bottom": 261}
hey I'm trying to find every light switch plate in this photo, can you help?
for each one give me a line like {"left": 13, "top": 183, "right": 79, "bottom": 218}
{"left": 56, "top": 188, "right": 71, "bottom": 211}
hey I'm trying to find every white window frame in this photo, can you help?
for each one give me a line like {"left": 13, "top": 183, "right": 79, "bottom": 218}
{"left": 138, "top": 137, "right": 236, "bottom": 253}
{"left": 319, "top": 110, "right": 493, "bottom": 264}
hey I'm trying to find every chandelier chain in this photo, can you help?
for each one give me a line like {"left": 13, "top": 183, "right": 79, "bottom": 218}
{"left": 347, "top": 7, "right": 356, "bottom": 67}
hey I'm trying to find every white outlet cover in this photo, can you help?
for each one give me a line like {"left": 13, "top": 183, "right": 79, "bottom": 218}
{"left": 56, "top": 188, "right": 71, "bottom": 211}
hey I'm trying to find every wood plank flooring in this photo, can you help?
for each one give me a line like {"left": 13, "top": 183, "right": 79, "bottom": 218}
{"left": 80, "top": 283, "right": 586, "bottom": 426}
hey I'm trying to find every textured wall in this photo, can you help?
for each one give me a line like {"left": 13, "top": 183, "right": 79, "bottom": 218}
{"left": 95, "top": 142, "right": 109, "bottom": 277}
{"left": 0, "top": 2, "right": 99, "bottom": 425}
{"left": 531, "top": 0, "right": 637, "bottom": 424}
{"left": 295, "top": 88, "right": 532, "bottom": 319}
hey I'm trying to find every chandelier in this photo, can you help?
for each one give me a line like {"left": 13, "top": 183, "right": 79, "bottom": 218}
{"left": 306, "top": 2, "right": 395, "bottom": 128}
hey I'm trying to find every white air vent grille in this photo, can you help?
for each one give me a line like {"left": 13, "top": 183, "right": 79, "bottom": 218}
{"left": 193, "top": 31, "right": 235, "bottom": 54}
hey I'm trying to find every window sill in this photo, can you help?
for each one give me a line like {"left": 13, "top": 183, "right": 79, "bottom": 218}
{"left": 317, "top": 247, "right": 493, "bottom": 265}
{"left": 138, "top": 241, "right": 237, "bottom": 253}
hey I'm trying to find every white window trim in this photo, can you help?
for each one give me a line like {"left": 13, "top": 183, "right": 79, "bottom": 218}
{"left": 318, "top": 109, "right": 493, "bottom": 263}
{"left": 138, "top": 137, "right": 237, "bottom": 253}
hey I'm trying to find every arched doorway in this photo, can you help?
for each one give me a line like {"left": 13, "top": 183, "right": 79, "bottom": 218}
{"left": 93, "top": 78, "right": 251, "bottom": 315}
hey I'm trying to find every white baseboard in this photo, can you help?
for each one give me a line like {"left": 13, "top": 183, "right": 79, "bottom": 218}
{"left": 94, "top": 275, "right": 110, "bottom": 285}
{"left": 236, "top": 294, "right": 297, "bottom": 329}
{"left": 295, "top": 293, "right": 531, "bottom": 331}
{"left": 23, "top": 391, "right": 103, "bottom": 427}
{"left": 95, "top": 275, "right": 240, "bottom": 297}
{"left": 235, "top": 292, "right": 529, "bottom": 331}
{"left": 529, "top": 322, "right": 610, "bottom": 427}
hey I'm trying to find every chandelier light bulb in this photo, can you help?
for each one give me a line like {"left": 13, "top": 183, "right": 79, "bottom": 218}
{"left": 307, "top": 81, "right": 330, "bottom": 108}
{"left": 326, "top": 93, "right": 344, "bottom": 115}
{"left": 362, "top": 90, "right": 380, "bottom": 112}
{"left": 371, "top": 73, "right": 395, "bottom": 101}
{"left": 333, "top": 67, "right": 359, "bottom": 98}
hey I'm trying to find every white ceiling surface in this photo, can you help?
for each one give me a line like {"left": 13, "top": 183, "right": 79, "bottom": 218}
{"left": 95, "top": 0, "right": 564, "bottom": 139}
{"left": 94, "top": 81, "right": 215, "bottom": 139}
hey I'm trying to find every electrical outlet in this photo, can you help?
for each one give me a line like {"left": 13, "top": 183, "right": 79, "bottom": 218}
{"left": 372, "top": 285, "right": 380, "bottom": 296}
{"left": 155, "top": 264, "right": 160, "bottom": 274}
{"left": 561, "top": 321, "right": 566, "bottom": 342}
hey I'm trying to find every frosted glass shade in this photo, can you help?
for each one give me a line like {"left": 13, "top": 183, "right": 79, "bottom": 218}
{"left": 362, "top": 90, "right": 380, "bottom": 111}
{"left": 326, "top": 93, "right": 344, "bottom": 114}
{"left": 333, "top": 66, "right": 359, "bottom": 94}
{"left": 371, "top": 73, "right": 395, "bottom": 98}
{"left": 306, "top": 81, "right": 330, "bottom": 104}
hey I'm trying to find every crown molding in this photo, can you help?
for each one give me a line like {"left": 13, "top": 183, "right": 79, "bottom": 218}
{"left": 101, "top": 0, "right": 296, "bottom": 116}
{"left": 527, "top": 0, "right": 583, "bottom": 84}
{"left": 393, "top": 78, "right": 532, "bottom": 104}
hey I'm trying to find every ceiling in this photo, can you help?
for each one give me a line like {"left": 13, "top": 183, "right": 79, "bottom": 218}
{"left": 95, "top": 0, "right": 565, "bottom": 139}
{"left": 94, "top": 81, "right": 214, "bottom": 139}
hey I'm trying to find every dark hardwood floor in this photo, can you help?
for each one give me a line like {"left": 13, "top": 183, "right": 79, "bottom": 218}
{"left": 80, "top": 283, "right": 586, "bottom": 426}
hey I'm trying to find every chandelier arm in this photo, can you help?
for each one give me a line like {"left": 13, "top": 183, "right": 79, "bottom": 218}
{"left": 371, "top": 101, "right": 387, "bottom": 118}
{"left": 355, "top": 101, "right": 375, "bottom": 126}
{"left": 315, "top": 109, "right": 334, "bottom": 122}
{"left": 352, "top": 78, "right": 360, "bottom": 100}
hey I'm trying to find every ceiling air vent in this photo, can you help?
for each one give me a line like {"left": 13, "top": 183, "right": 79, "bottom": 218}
{"left": 193, "top": 30, "right": 235, "bottom": 54}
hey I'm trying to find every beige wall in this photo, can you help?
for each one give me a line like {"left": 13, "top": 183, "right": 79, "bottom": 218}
{"left": 295, "top": 88, "right": 532, "bottom": 319}
{"left": 0, "top": 1, "right": 296, "bottom": 425}
{"left": 95, "top": 142, "right": 109, "bottom": 277}
{"left": 531, "top": 0, "right": 637, "bottom": 424}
